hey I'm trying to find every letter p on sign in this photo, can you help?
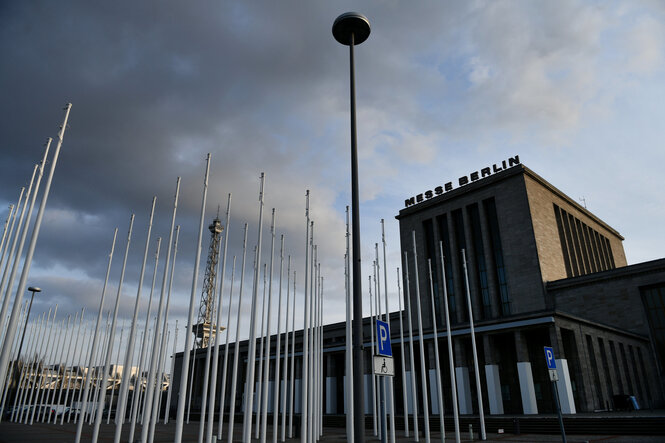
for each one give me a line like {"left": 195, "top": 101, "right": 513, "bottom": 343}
{"left": 544, "top": 346, "right": 556, "bottom": 370}
{"left": 376, "top": 319, "right": 392, "bottom": 357}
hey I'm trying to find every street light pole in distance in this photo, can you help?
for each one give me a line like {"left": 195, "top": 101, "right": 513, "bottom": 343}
{"left": 332, "top": 12, "right": 371, "bottom": 443}
{"left": 17, "top": 286, "right": 41, "bottom": 360}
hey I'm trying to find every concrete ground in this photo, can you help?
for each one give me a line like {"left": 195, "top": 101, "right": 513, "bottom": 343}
{"left": 1, "top": 421, "right": 664, "bottom": 443}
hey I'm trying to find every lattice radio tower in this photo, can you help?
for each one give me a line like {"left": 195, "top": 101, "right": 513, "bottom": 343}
{"left": 194, "top": 214, "right": 224, "bottom": 348}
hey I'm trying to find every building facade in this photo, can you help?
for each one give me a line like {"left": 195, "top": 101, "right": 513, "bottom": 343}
{"left": 172, "top": 158, "right": 665, "bottom": 421}
{"left": 396, "top": 157, "right": 664, "bottom": 415}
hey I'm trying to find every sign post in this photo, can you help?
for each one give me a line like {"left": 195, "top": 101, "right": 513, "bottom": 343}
{"left": 374, "top": 320, "right": 393, "bottom": 443}
{"left": 544, "top": 346, "right": 567, "bottom": 443}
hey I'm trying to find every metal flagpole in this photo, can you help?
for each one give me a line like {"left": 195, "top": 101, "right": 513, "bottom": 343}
{"left": 61, "top": 309, "right": 85, "bottom": 425}
{"left": 54, "top": 311, "right": 79, "bottom": 424}
{"left": 226, "top": 224, "right": 248, "bottom": 443}
{"left": 311, "top": 244, "right": 318, "bottom": 441}
{"left": 20, "top": 308, "right": 51, "bottom": 423}
{"left": 306, "top": 223, "right": 315, "bottom": 443}
{"left": 427, "top": 260, "right": 445, "bottom": 443}
{"left": 242, "top": 172, "right": 266, "bottom": 443}
{"left": 141, "top": 174, "right": 181, "bottom": 443}
{"left": 216, "top": 256, "right": 236, "bottom": 438}
{"left": 0, "top": 103, "right": 71, "bottom": 391}
{"left": 439, "top": 242, "right": 460, "bottom": 443}
{"left": 114, "top": 196, "right": 156, "bottom": 441}
{"left": 288, "top": 270, "right": 296, "bottom": 438}
{"left": 375, "top": 246, "right": 387, "bottom": 443}
{"left": 207, "top": 194, "right": 232, "bottom": 443}
{"left": 48, "top": 314, "right": 72, "bottom": 423}
{"left": 260, "top": 210, "right": 277, "bottom": 442}
{"left": 403, "top": 253, "right": 419, "bottom": 441}
{"left": 4, "top": 304, "right": 28, "bottom": 422}
{"left": 411, "top": 231, "right": 431, "bottom": 443}
{"left": 88, "top": 312, "right": 111, "bottom": 425}
{"left": 128, "top": 238, "right": 162, "bottom": 443}
{"left": 381, "top": 221, "right": 396, "bottom": 443}
{"left": 148, "top": 224, "right": 181, "bottom": 441}
{"left": 0, "top": 163, "right": 39, "bottom": 340}
{"left": 369, "top": 274, "right": 377, "bottom": 437}
{"left": 0, "top": 192, "right": 22, "bottom": 283}
{"left": 396, "top": 269, "right": 409, "bottom": 437}
{"left": 162, "top": 226, "right": 181, "bottom": 425}
{"left": 175, "top": 155, "right": 211, "bottom": 443}
{"left": 272, "top": 235, "right": 285, "bottom": 443}
{"left": 73, "top": 319, "right": 95, "bottom": 424}
{"left": 106, "top": 320, "right": 125, "bottom": 424}
{"left": 345, "top": 207, "right": 354, "bottom": 443}
{"left": 461, "top": 249, "right": 486, "bottom": 440}
{"left": 13, "top": 311, "right": 43, "bottom": 422}
{"left": 197, "top": 254, "right": 221, "bottom": 443}
{"left": 280, "top": 255, "right": 291, "bottom": 442}
{"left": 32, "top": 310, "right": 60, "bottom": 424}
{"left": 155, "top": 328, "right": 170, "bottom": 424}
{"left": 165, "top": 321, "right": 178, "bottom": 424}
{"left": 0, "top": 193, "right": 22, "bottom": 285}
{"left": 0, "top": 299, "right": 27, "bottom": 421}
{"left": 92, "top": 214, "right": 135, "bottom": 442}
{"left": 74, "top": 225, "right": 117, "bottom": 441}
{"left": 255, "top": 263, "right": 267, "bottom": 438}
{"left": 43, "top": 317, "right": 65, "bottom": 423}
{"left": 0, "top": 204, "right": 15, "bottom": 273}
{"left": 299, "top": 191, "right": 310, "bottom": 443}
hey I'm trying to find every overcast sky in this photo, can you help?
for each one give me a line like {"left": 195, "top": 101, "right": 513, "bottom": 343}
{"left": 2, "top": 1, "right": 664, "bottom": 357}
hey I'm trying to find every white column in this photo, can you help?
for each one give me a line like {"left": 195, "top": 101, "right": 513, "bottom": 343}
{"left": 325, "top": 377, "right": 337, "bottom": 414}
{"left": 455, "top": 367, "right": 473, "bottom": 415}
{"left": 404, "top": 371, "right": 414, "bottom": 414}
{"left": 556, "top": 359, "right": 576, "bottom": 414}
{"left": 428, "top": 369, "right": 439, "bottom": 415}
{"left": 516, "top": 362, "right": 538, "bottom": 414}
{"left": 484, "top": 364, "right": 504, "bottom": 415}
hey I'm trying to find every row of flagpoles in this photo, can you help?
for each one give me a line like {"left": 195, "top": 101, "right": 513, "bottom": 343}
{"left": 0, "top": 103, "right": 491, "bottom": 443}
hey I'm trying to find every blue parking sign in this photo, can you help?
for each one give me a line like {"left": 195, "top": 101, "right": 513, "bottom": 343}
{"left": 544, "top": 346, "right": 556, "bottom": 370}
{"left": 376, "top": 320, "right": 392, "bottom": 357}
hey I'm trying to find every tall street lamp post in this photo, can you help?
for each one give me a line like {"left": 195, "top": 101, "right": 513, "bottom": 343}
{"left": 333, "top": 12, "right": 371, "bottom": 443}
{"left": 17, "top": 286, "right": 41, "bottom": 360}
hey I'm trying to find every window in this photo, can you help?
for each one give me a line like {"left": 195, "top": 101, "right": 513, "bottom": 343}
{"left": 553, "top": 204, "right": 616, "bottom": 277}
{"left": 468, "top": 203, "right": 491, "bottom": 319}
{"left": 484, "top": 198, "right": 510, "bottom": 315}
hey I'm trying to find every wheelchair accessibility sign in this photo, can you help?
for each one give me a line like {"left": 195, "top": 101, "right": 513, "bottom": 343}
{"left": 373, "top": 355, "right": 395, "bottom": 376}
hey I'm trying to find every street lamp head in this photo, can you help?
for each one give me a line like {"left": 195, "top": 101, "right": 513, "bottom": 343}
{"left": 27, "top": 287, "right": 41, "bottom": 293}
{"left": 332, "top": 12, "right": 371, "bottom": 46}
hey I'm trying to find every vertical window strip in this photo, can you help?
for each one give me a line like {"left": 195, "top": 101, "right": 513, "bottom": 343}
{"left": 604, "top": 237, "right": 616, "bottom": 268}
{"left": 599, "top": 234, "right": 611, "bottom": 270}
{"left": 586, "top": 334, "right": 603, "bottom": 409}
{"left": 609, "top": 340, "right": 624, "bottom": 394}
{"left": 437, "top": 215, "right": 457, "bottom": 322}
{"left": 452, "top": 209, "right": 469, "bottom": 322}
{"left": 597, "top": 337, "right": 614, "bottom": 398}
{"left": 590, "top": 229, "right": 604, "bottom": 271}
{"left": 619, "top": 343, "right": 634, "bottom": 394}
{"left": 581, "top": 224, "right": 598, "bottom": 273}
{"left": 568, "top": 214, "right": 586, "bottom": 275}
{"left": 423, "top": 218, "right": 440, "bottom": 323}
{"left": 561, "top": 209, "right": 580, "bottom": 276}
{"left": 468, "top": 204, "right": 491, "bottom": 319}
{"left": 483, "top": 198, "right": 510, "bottom": 316}
{"left": 575, "top": 219, "right": 592, "bottom": 273}
{"left": 553, "top": 204, "right": 573, "bottom": 278}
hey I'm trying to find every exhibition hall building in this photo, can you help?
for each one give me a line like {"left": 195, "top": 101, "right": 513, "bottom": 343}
{"left": 173, "top": 157, "right": 665, "bottom": 420}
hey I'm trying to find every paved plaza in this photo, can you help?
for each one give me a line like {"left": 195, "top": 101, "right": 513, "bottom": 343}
{"left": 1, "top": 421, "right": 664, "bottom": 443}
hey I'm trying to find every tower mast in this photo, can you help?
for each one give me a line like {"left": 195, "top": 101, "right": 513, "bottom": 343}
{"left": 195, "top": 215, "right": 224, "bottom": 348}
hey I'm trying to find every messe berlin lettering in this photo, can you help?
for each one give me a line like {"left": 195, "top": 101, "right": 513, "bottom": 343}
{"left": 404, "top": 155, "right": 520, "bottom": 208}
